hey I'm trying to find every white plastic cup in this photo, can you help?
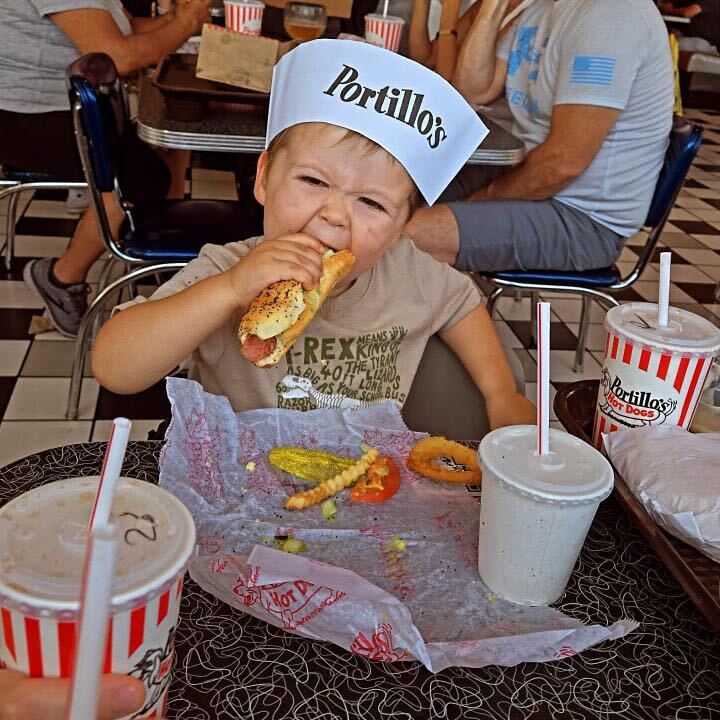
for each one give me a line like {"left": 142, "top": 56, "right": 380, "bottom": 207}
{"left": 593, "top": 302, "right": 720, "bottom": 449}
{"left": 0, "top": 477, "right": 196, "bottom": 719}
{"left": 477, "top": 426, "right": 614, "bottom": 606}
{"left": 224, "top": 0, "right": 265, "bottom": 35}
{"left": 364, "top": 13, "right": 405, "bottom": 52}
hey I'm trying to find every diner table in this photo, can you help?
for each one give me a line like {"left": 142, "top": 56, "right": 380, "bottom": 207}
{"left": 136, "top": 76, "right": 525, "bottom": 166}
{"left": 1, "top": 441, "right": 719, "bottom": 719}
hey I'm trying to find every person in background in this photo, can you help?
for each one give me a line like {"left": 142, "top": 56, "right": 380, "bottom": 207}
{"left": 661, "top": 0, "right": 720, "bottom": 53}
{"left": 0, "top": 0, "right": 210, "bottom": 337}
{"left": 405, "top": 0, "right": 674, "bottom": 274}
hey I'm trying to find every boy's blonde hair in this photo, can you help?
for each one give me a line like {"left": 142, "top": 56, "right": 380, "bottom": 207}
{"left": 265, "top": 123, "right": 422, "bottom": 218}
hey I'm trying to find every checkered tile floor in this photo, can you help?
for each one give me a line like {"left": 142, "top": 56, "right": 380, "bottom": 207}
{"left": 1, "top": 108, "right": 720, "bottom": 467}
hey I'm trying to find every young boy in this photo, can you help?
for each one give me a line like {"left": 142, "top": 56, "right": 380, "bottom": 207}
{"left": 92, "top": 39, "right": 535, "bottom": 431}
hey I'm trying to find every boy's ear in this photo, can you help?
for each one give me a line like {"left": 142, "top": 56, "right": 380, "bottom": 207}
{"left": 254, "top": 151, "right": 269, "bottom": 206}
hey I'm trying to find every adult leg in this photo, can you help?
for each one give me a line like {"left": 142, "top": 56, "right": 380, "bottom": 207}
{"left": 407, "top": 198, "right": 626, "bottom": 272}
{"left": 54, "top": 193, "right": 126, "bottom": 284}
{"left": 157, "top": 148, "right": 191, "bottom": 199}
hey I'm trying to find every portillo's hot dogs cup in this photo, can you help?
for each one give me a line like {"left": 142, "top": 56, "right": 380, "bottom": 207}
{"left": 593, "top": 302, "right": 720, "bottom": 448}
{"left": 224, "top": 0, "right": 265, "bottom": 35}
{"left": 364, "top": 14, "right": 405, "bottom": 52}
{"left": 477, "top": 426, "right": 614, "bottom": 606}
{"left": 0, "top": 477, "right": 196, "bottom": 719}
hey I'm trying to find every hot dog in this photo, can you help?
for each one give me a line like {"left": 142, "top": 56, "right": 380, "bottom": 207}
{"left": 238, "top": 248, "right": 356, "bottom": 367}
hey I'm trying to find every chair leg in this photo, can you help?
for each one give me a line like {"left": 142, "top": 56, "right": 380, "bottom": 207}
{"left": 66, "top": 262, "right": 186, "bottom": 420}
{"left": 4, "top": 192, "right": 19, "bottom": 273}
{"left": 574, "top": 295, "right": 591, "bottom": 373}
{"left": 529, "top": 291, "right": 539, "bottom": 348}
{"left": 486, "top": 287, "right": 505, "bottom": 319}
{"left": 715, "top": 281, "right": 720, "bottom": 303}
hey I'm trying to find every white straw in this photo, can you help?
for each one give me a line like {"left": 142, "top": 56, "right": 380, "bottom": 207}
{"left": 658, "top": 251, "right": 671, "bottom": 327}
{"left": 382, "top": 0, "right": 389, "bottom": 17}
{"left": 90, "top": 417, "right": 131, "bottom": 531}
{"left": 65, "top": 524, "right": 119, "bottom": 720}
{"left": 537, "top": 301, "right": 551, "bottom": 456}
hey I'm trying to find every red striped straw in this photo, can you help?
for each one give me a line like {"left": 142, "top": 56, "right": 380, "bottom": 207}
{"left": 89, "top": 418, "right": 132, "bottom": 532}
{"left": 537, "top": 301, "right": 551, "bottom": 455}
{"left": 65, "top": 524, "right": 119, "bottom": 720}
{"left": 658, "top": 251, "right": 671, "bottom": 327}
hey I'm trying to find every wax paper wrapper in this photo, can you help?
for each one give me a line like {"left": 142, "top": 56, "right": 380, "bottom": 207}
{"left": 159, "top": 378, "right": 636, "bottom": 672}
{"left": 604, "top": 426, "right": 720, "bottom": 564}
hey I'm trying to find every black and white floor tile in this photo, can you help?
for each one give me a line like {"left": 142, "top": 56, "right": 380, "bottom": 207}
{"left": 1, "top": 110, "right": 720, "bottom": 466}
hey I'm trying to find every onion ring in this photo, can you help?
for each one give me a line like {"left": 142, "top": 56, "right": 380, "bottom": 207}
{"left": 407, "top": 436, "right": 482, "bottom": 485}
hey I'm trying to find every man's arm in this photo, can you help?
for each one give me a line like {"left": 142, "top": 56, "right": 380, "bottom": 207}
{"left": 470, "top": 104, "right": 621, "bottom": 201}
{"left": 50, "top": 3, "right": 208, "bottom": 76}
{"left": 452, "top": 0, "right": 511, "bottom": 105}
{"left": 439, "top": 305, "right": 536, "bottom": 429}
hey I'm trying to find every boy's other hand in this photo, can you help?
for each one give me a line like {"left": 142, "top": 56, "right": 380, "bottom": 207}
{"left": 486, "top": 390, "right": 536, "bottom": 430}
{"left": 0, "top": 669, "right": 147, "bottom": 720}
{"left": 227, "top": 234, "right": 325, "bottom": 310}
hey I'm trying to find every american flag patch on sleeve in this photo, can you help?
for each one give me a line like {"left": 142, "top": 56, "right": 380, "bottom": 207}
{"left": 570, "top": 56, "right": 616, "bottom": 86}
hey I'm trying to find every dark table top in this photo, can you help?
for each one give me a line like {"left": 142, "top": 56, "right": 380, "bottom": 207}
{"left": 136, "top": 73, "right": 525, "bottom": 165}
{"left": 1, "top": 441, "right": 719, "bottom": 719}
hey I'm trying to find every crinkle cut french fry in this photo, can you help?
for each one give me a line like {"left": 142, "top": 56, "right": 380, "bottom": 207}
{"left": 285, "top": 447, "right": 379, "bottom": 510}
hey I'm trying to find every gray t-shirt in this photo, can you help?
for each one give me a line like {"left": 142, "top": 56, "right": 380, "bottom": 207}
{"left": 497, "top": 0, "right": 674, "bottom": 237}
{"left": 0, "top": 0, "right": 131, "bottom": 113}
{"left": 116, "top": 236, "right": 482, "bottom": 413}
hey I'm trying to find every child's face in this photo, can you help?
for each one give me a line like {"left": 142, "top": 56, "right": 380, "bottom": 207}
{"left": 254, "top": 123, "right": 415, "bottom": 291}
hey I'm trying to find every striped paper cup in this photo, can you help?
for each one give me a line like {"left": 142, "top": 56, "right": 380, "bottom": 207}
{"left": 592, "top": 302, "right": 720, "bottom": 449}
{"left": 0, "top": 477, "right": 196, "bottom": 720}
{"left": 224, "top": 0, "right": 265, "bottom": 35}
{"left": 364, "top": 14, "right": 405, "bottom": 53}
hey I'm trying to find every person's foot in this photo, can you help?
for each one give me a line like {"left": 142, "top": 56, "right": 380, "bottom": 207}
{"left": 23, "top": 258, "right": 90, "bottom": 337}
{"left": 65, "top": 188, "right": 90, "bottom": 215}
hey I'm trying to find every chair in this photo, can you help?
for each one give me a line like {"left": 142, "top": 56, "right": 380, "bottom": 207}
{"left": 0, "top": 169, "right": 87, "bottom": 274}
{"left": 402, "top": 335, "right": 525, "bottom": 440}
{"left": 476, "top": 117, "right": 703, "bottom": 373}
{"left": 65, "top": 52, "right": 251, "bottom": 419}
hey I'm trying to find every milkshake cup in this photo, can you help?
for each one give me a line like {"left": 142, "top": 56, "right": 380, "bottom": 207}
{"left": 477, "top": 426, "right": 613, "bottom": 606}
{"left": 0, "top": 476, "right": 196, "bottom": 719}
{"left": 224, "top": 0, "right": 265, "bottom": 35}
{"left": 593, "top": 302, "right": 720, "bottom": 448}
{"left": 364, "top": 14, "right": 405, "bottom": 52}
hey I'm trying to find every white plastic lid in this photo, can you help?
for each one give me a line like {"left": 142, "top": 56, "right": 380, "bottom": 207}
{"left": 479, "top": 426, "right": 614, "bottom": 505}
{"left": 0, "top": 477, "right": 196, "bottom": 611}
{"left": 605, "top": 302, "right": 720, "bottom": 356}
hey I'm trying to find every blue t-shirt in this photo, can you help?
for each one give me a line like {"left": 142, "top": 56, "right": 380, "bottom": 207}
{"left": 497, "top": 0, "right": 674, "bottom": 237}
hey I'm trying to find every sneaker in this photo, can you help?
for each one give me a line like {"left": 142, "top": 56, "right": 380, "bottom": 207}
{"left": 23, "top": 258, "right": 90, "bottom": 338}
{"left": 65, "top": 188, "right": 90, "bottom": 215}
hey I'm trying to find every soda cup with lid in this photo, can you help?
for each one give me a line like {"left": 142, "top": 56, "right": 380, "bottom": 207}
{"left": 477, "top": 425, "right": 614, "bottom": 606}
{"left": 593, "top": 302, "right": 720, "bottom": 448}
{"left": 0, "top": 476, "right": 196, "bottom": 719}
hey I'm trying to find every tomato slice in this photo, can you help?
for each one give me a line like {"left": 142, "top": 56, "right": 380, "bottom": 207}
{"left": 350, "top": 456, "right": 401, "bottom": 504}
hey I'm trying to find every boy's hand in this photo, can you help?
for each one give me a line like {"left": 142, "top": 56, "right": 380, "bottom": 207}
{"left": 227, "top": 234, "right": 326, "bottom": 311}
{"left": 485, "top": 390, "right": 536, "bottom": 430}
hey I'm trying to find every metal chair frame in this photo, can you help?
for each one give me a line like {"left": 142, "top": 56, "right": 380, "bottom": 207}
{"left": 0, "top": 178, "right": 87, "bottom": 273}
{"left": 65, "top": 70, "right": 190, "bottom": 420}
{"left": 479, "top": 122, "right": 702, "bottom": 374}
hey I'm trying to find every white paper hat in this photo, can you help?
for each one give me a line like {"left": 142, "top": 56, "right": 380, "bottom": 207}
{"left": 266, "top": 39, "right": 488, "bottom": 205}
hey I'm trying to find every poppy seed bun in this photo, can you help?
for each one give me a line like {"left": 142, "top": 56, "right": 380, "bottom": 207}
{"left": 239, "top": 249, "right": 356, "bottom": 368}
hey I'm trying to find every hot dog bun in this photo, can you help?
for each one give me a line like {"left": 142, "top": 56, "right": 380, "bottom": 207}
{"left": 239, "top": 249, "right": 356, "bottom": 367}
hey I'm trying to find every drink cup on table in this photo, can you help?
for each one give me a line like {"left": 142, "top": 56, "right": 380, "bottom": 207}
{"left": 592, "top": 302, "right": 720, "bottom": 448}
{"left": 477, "top": 425, "right": 614, "bottom": 606}
{"left": 283, "top": 2, "right": 327, "bottom": 42}
{"left": 364, "top": 13, "right": 405, "bottom": 52}
{"left": 224, "top": 0, "right": 265, "bottom": 35}
{"left": 0, "top": 476, "right": 196, "bottom": 719}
